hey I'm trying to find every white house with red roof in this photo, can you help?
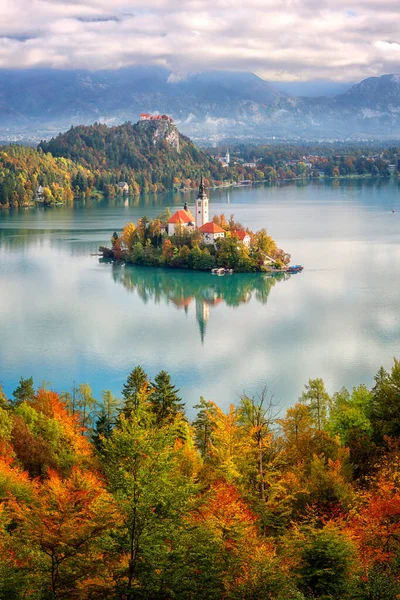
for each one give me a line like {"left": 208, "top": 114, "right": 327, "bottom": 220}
{"left": 198, "top": 221, "right": 225, "bottom": 245}
{"left": 232, "top": 230, "right": 251, "bottom": 248}
{"left": 167, "top": 179, "right": 227, "bottom": 245}
{"left": 167, "top": 202, "right": 196, "bottom": 235}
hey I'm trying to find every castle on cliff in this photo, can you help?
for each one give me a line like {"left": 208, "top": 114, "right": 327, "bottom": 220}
{"left": 140, "top": 113, "right": 173, "bottom": 122}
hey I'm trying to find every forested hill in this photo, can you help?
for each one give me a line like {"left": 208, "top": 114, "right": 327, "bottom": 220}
{"left": 0, "top": 145, "right": 92, "bottom": 208}
{"left": 0, "top": 119, "right": 235, "bottom": 208}
{"left": 38, "top": 120, "right": 230, "bottom": 195}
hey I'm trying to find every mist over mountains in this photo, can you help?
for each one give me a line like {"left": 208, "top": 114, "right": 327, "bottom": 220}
{"left": 1, "top": 67, "right": 400, "bottom": 143}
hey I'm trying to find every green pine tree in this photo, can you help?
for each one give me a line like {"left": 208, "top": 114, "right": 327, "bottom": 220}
{"left": 92, "top": 390, "right": 120, "bottom": 450}
{"left": 151, "top": 370, "right": 184, "bottom": 424}
{"left": 193, "top": 397, "right": 216, "bottom": 459}
{"left": 12, "top": 376, "right": 35, "bottom": 405}
{"left": 121, "top": 366, "right": 150, "bottom": 419}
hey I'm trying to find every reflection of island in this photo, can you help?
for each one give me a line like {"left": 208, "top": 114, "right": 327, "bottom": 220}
{"left": 107, "top": 262, "right": 290, "bottom": 342}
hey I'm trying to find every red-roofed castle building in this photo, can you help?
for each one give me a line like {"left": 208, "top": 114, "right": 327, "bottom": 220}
{"left": 140, "top": 113, "right": 173, "bottom": 122}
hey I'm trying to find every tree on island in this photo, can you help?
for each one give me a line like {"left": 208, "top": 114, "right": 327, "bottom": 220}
{"left": 104, "top": 210, "right": 291, "bottom": 273}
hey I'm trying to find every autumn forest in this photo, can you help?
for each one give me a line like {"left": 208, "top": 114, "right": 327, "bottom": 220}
{"left": 1, "top": 361, "right": 400, "bottom": 599}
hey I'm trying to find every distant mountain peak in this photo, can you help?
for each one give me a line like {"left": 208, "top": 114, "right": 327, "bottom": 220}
{"left": 2, "top": 68, "right": 400, "bottom": 141}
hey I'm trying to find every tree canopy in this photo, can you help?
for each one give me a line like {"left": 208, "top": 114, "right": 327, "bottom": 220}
{"left": 0, "top": 361, "right": 400, "bottom": 599}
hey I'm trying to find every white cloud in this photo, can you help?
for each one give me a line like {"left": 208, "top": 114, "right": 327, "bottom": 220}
{"left": 0, "top": 0, "right": 399, "bottom": 80}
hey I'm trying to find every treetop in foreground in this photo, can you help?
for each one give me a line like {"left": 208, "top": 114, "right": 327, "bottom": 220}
{"left": 1, "top": 359, "right": 400, "bottom": 598}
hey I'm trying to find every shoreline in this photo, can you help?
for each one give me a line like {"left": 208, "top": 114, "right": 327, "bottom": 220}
{"left": 99, "top": 254, "right": 291, "bottom": 275}
{"left": 0, "top": 173, "right": 396, "bottom": 210}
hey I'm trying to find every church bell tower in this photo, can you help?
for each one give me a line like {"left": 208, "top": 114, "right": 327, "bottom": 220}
{"left": 196, "top": 176, "right": 209, "bottom": 228}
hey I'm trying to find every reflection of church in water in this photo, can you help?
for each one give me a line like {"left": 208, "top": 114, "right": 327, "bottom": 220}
{"left": 195, "top": 290, "right": 224, "bottom": 344}
{"left": 112, "top": 259, "right": 289, "bottom": 343}
{"left": 169, "top": 288, "right": 224, "bottom": 344}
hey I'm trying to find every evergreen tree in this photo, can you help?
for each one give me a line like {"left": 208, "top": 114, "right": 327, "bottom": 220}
{"left": 121, "top": 366, "right": 150, "bottom": 419}
{"left": 300, "top": 378, "right": 330, "bottom": 430}
{"left": 293, "top": 524, "right": 356, "bottom": 599}
{"left": 92, "top": 390, "right": 120, "bottom": 450}
{"left": 92, "top": 412, "right": 111, "bottom": 451}
{"left": 151, "top": 370, "right": 184, "bottom": 424}
{"left": 12, "top": 376, "right": 35, "bottom": 405}
{"left": 193, "top": 397, "right": 216, "bottom": 459}
{"left": 370, "top": 360, "right": 400, "bottom": 442}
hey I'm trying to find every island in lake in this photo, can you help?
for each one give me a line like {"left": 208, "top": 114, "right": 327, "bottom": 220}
{"left": 101, "top": 178, "right": 294, "bottom": 273}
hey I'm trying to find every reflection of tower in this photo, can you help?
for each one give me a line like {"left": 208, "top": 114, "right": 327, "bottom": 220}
{"left": 195, "top": 176, "right": 209, "bottom": 229}
{"left": 196, "top": 297, "right": 210, "bottom": 344}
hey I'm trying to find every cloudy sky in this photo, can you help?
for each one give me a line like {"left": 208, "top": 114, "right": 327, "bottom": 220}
{"left": 0, "top": 0, "right": 399, "bottom": 81}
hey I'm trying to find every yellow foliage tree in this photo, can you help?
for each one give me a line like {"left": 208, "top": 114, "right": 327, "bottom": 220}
{"left": 122, "top": 222, "right": 136, "bottom": 251}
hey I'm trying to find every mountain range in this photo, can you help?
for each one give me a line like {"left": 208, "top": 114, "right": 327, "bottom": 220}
{"left": 1, "top": 67, "right": 400, "bottom": 142}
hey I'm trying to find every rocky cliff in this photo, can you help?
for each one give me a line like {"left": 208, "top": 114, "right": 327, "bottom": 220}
{"left": 137, "top": 119, "right": 180, "bottom": 152}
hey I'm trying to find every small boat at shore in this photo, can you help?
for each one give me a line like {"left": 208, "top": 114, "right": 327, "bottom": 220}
{"left": 211, "top": 268, "right": 234, "bottom": 275}
{"left": 266, "top": 268, "right": 284, "bottom": 274}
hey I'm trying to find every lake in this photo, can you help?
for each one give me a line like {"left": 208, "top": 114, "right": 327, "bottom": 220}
{"left": 1, "top": 178, "right": 399, "bottom": 414}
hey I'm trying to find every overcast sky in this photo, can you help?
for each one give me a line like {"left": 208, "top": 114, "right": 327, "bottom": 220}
{"left": 0, "top": 0, "right": 399, "bottom": 81}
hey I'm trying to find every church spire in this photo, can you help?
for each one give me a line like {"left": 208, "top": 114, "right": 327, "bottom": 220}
{"left": 198, "top": 175, "right": 207, "bottom": 199}
{"left": 196, "top": 174, "right": 209, "bottom": 228}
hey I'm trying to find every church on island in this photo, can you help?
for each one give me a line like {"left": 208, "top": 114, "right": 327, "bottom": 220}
{"left": 167, "top": 178, "right": 226, "bottom": 245}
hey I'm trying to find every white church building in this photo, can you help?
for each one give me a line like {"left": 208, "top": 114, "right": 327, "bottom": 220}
{"left": 167, "top": 177, "right": 226, "bottom": 244}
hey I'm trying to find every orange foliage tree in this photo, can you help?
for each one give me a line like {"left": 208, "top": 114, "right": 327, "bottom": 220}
{"left": 7, "top": 468, "right": 118, "bottom": 599}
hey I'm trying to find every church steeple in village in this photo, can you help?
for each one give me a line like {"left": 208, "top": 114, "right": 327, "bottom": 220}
{"left": 195, "top": 176, "right": 209, "bottom": 228}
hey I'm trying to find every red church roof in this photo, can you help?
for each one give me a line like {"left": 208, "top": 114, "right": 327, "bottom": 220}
{"left": 232, "top": 230, "right": 249, "bottom": 240}
{"left": 168, "top": 209, "right": 195, "bottom": 224}
{"left": 198, "top": 222, "right": 225, "bottom": 234}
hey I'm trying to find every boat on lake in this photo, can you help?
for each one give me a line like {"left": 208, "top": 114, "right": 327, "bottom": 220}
{"left": 287, "top": 265, "right": 303, "bottom": 273}
{"left": 266, "top": 265, "right": 304, "bottom": 274}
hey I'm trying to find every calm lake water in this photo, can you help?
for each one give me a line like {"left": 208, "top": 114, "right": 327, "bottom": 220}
{"left": 1, "top": 179, "right": 399, "bottom": 414}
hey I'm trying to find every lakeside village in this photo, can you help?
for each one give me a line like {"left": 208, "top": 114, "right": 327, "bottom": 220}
{"left": 102, "top": 178, "right": 303, "bottom": 274}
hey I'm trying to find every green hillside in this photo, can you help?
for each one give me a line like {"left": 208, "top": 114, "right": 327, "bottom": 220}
{"left": 0, "top": 145, "right": 91, "bottom": 208}
{"left": 38, "top": 120, "right": 232, "bottom": 195}
{"left": 0, "top": 120, "right": 234, "bottom": 208}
